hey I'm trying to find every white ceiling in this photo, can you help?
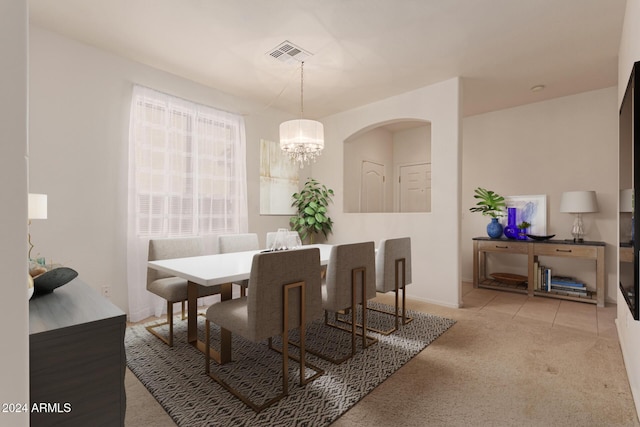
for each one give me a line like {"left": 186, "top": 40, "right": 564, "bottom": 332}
{"left": 29, "top": 0, "right": 626, "bottom": 118}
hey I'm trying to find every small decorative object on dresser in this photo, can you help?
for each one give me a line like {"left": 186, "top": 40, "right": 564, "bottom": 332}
{"left": 33, "top": 267, "right": 78, "bottom": 296}
{"left": 501, "top": 194, "right": 547, "bottom": 237}
{"left": 517, "top": 221, "right": 531, "bottom": 240}
{"left": 526, "top": 234, "right": 556, "bottom": 241}
{"left": 469, "top": 187, "right": 506, "bottom": 238}
{"left": 486, "top": 218, "right": 503, "bottom": 239}
{"left": 503, "top": 207, "right": 519, "bottom": 239}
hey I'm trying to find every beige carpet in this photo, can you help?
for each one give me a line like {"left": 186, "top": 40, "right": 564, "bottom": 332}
{"left": 125, "top": 284, "right": 640, "bottom": 427}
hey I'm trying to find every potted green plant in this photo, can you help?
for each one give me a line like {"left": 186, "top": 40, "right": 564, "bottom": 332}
{"left": 517, "top": 221, "right": 531, "bottom": 240}
{"left": 290, "top": 178, "right": 334, "bottom": 243}
{"left": 469, "top": 187, "right": 506, "bottom": 238}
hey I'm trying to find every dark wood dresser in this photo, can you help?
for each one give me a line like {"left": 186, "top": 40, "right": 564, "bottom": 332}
{"left": 29, "top": 278, "right": 126, "bottom": 426}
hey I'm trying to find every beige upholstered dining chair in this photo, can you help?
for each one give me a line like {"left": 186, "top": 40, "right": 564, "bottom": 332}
{"left": 204, "top": 247, "right": 324, "bottom": 412}
{"left": 146, "top": 237, "right": 222, "bottom": 347}
{"left": 319, "top": 241, "right": 378, "bottom": 364}
{"left": 371, "top": 236, "right": 413, "bottom": 334}
{"left": 217, "top": 233, "right": 259, "bottom": 296}
{"left": 218, "top": 232, "right": 259, "bottom": 254}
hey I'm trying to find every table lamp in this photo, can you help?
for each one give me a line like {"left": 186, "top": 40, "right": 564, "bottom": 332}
{"left": 28, "top": 193, "right": 47, "bottom": 260}
{"left": 559, "top": 190, "right": 598, "bottom": 242}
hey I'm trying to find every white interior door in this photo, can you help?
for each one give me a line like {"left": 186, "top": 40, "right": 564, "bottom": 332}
{"left": 399, "top": 163, "right": 430, "bottom": 212}
{"left": 361, "top": 161, "right": 385, "bottom": 212}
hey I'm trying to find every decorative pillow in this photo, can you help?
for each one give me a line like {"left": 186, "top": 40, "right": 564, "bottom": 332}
{"left": 33, "top": 267, "right": 78, "bottom": 296}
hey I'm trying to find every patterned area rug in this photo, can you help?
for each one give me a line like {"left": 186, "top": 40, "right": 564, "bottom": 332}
{"left": 125, "top": 302, "right": 455, "bottom": 426}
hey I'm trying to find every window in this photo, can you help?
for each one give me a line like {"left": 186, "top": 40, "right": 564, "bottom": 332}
{"left": 129, "top": 85, "right": 247, "bottom": 238}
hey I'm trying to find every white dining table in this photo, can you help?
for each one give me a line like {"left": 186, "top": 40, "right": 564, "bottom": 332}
{"left": 147, "top": 244, "right": 333, "bottom": 363}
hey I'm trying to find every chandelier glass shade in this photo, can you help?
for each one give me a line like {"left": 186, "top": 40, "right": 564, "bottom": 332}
{"left": 279, "top": 61, "right": 324, "bottom": 167}
{"left": 279, "top": 118, "right": 324, "bottom": 166}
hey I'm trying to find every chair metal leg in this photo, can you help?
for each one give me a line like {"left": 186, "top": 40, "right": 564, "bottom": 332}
{"left": 189, "top": 282, "right": 233, "bottom": 363}
{"left": 206, "top": 280, "right": 323, "bottom": 413}
{"left": 282, "top": 281, "right": 323, "bottom": 387}
{"left": 168, "top": 301, "right": 174, "bottom": 346}
{"left": 205, "top": 319, "right": 211, "bottom": 374}
{"left": 340, "top": 258, "right": 414, "bottom": 335}
{"left": 145, "top": 300, "right": 175, "bottom": 347}
{"left": 306, "top": 267, "right": 378, "bottom": 364}
{"left": 366, "top": 258, "right": 414, "bottom": 334}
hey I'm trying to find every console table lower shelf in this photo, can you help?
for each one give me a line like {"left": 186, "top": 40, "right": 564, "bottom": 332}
{"left": 473, "top": 238, "right": 605, "bottom": 307}
{"left": 476, "top": 277, "right": 528, "bottom": 294}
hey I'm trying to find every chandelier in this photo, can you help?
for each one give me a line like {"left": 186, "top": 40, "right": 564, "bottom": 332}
{"left": 279, "top": 61, "right": 324, "bottom": 167}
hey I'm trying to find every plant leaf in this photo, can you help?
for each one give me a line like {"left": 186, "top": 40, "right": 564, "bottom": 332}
{"left": 290, "top": 178, "right": 335, "bottom": 240}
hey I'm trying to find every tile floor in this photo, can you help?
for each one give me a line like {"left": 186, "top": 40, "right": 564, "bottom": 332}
{"left": 459, "top": 281, "right": 617, "bottom": 338}
{"left": 125, "top": 282, "right": 629, "bottom": 427}
{"left": 134, "top": 282, "right": 618, "bottom": 339}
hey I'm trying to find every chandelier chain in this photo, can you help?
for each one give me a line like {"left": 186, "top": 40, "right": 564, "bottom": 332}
{"left": 300, "top": 61, "right": 304, "bottom": 115}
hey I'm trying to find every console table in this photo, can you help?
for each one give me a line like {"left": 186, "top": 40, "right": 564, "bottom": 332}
{"left": 29, "top": 278, "right": 126, "bottom": 426}
{"left": 472, "top": 237, "right": 606, "bottom": 307}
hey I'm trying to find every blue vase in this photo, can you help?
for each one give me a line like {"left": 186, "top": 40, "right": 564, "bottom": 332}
{"left": 517, "top": 227, "right": 528, "bottom": 240}
{"left": 503, "top": 208, "right": 518, "bottom": 239}
{"left": 487, "top": 217, "right": 503, "bottom": 238}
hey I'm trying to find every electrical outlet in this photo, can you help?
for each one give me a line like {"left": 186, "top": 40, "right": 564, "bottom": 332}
{"left": 101, "top": 285, "right": 110, "bottom": 299}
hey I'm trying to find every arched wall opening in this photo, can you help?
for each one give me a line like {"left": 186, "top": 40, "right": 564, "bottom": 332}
{"left": 343, "top": 119, "right": 432, "bottom": 213}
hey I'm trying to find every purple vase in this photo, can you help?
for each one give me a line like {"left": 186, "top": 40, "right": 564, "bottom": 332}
{"left": 503, "top": 208, "right": 518, "bottom": 239}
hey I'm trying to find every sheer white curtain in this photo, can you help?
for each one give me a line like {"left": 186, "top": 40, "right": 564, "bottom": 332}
{"left": 127, "top": 85, "right": 248, "bottom": 322}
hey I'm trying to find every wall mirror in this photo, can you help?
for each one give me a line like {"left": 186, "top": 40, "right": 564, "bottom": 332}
{"left": 619, "top": 60, "right": 639, "bottom": 320}
{"left": 343, "top": 119, "right": 432, "bottom": 213}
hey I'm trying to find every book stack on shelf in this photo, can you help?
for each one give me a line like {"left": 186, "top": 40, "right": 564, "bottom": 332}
{"left": 533, "top": 260, "right": 548, "bottom": 290}
{"left": 548, "top": 276, "right": 588, "bottom": 296}
{"left": 533, "top": 261, "right": 588, "bottom": 296}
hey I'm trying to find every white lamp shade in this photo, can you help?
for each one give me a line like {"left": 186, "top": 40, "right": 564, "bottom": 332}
{"left": 559, "top": 191, "right": 598, "bottom": 213}
{"left": 28, "top": 193, "right": 48, "bottom": 219}
{"left": 279, "top": 119, "right": 324, "bottom": 152}
{"left": 620, "top": 189, "right": 634, "bottom": 213}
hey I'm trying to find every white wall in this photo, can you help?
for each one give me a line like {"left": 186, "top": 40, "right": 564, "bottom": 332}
{"left": 28, "top": 26, "right": 293, "bottom": 314}
{"left": 0, "top": 0, "right": 29, "bottom": 425}
{"left": 617, "top": 0, "right": 640, "bottom": 417}
{"left": 343, "top": 127, "right": 393, "bottom": 212}
{"left": 461, "top": 87, "right": 618, "bottom": 302}
{"left": 392, "top": 125, "right": 431, "bottom": 164}
{"left": 317, "top": 78, "right": 462, "bottom": 308}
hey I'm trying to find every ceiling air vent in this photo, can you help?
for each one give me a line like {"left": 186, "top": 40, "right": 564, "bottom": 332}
{"left": 267, "top": 40, "right": 312, "bottom": 64}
